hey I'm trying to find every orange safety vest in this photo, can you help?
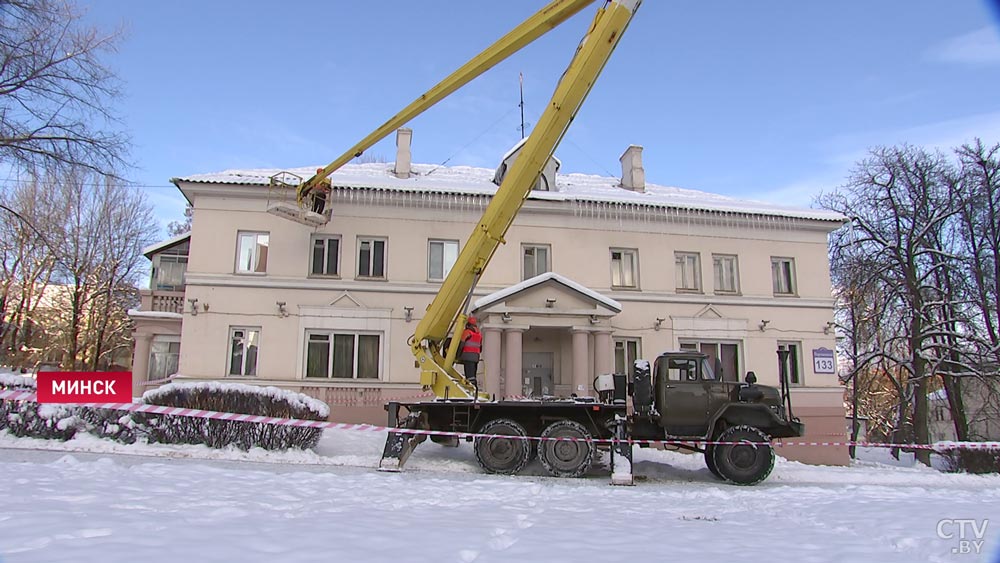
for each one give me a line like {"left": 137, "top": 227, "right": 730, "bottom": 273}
{"left": 461, "top": 328, "right": 482, "bottom": 356}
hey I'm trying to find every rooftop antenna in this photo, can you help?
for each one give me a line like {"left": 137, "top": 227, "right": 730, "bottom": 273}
{"left": 519, "top": 72, "right": 526, "bottom": 139}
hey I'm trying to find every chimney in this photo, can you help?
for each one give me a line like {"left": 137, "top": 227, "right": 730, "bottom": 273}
{"left": 619, "top": 145, "right": 645, "bottom": 193}
{"left": 393, "top": 128, "right": 412, "bottom": 179}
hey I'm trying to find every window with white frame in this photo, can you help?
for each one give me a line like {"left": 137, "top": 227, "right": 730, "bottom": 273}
{"left": 310, "top": 235, "right": 340, "bottom": 277}
{"left": 610, "top": 248, "right": 639, "bottom": 288}
{"left": 777, "top": 341, "right": 802, "bottom": 385}
{"left": 614, "top": 337, "right": 641, "bottom": 376}
{"left": 675, "top": 251, "right": 701, "bottom": 292}
{"left": 235, "top": 232, "right": 269, "bottom": 274}
{"left": 522, "top": 244, "right": 550, "bottom": 280}
{"left": 712, "top": 254, "right": 739, "bottom": 294}
{"left": 151, "top": 253, "right": 187, "bottom": 290}
{"left": 148, "top": 335, "right": 180, "bottom": 381}
{"left": 771, "top": 257, "right": 796, "bottom": 295}
{"left": 305, "top": 331, "right": 381, "bottom": 379}
{"left": 680, "top": 340, "right": 741, "bottom": 382}
{"left": 428, "top": 239, "right": 459, "bottom": 281}
{"left": 228, "top": 327, "right": 259, "bottom": 376}
{"left": 357, "top": 237, "right": 387, "bottom": 279}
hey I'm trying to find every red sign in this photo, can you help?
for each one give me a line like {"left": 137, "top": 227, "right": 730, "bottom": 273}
{"left": 36, "top": 372, "right": 132, "bottom": 404}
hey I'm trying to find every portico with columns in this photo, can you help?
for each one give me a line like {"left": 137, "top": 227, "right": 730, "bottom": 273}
{"left": 470, "top": 273, "right": 621, "bottom": 399}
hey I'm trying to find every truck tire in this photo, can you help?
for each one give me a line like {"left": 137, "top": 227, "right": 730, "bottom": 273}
{"left": 711, "top": 425, "right": 774, "bottom": 486}
{"left": 474, "top": 418, "right": 532, "bottom": 475}
{"left": 538, "top": 420, "right": 594, "bottom": 478}
{"left": 704, "top": 444, "right": 723, "bottom": 480}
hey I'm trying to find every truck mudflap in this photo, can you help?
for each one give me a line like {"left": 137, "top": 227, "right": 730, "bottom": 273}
{"left": 609, "top": 415, "right": 634, "bottom": 486}
{"left": 378, "top": 405, "right": 427, "bottom": 472}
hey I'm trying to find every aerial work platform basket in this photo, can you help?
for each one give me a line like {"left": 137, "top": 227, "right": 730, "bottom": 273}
{"left": 266, "top": 171, "right": 331, "bottom": 227}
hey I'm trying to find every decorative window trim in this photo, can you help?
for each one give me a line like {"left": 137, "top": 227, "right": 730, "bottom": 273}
{"left": 771, "top": 256, "right": 797, "bottom": 296}
{"left": 675, "top": 251, "right": 702, "bottom": 293}
{"left": 522, "top": 243, "right": 551, "bottom": 280}
{"left": 427, "top": 239, "right": 459, "bottom": 282}
{"left": 356, "top": 236, "right": 388, "bottom": 280}
{"left": 227, "top": 326, "right": 260, "bottom": 377}
{"left": 309, "top": 234, "right": 342, "bottom": 278}
{"left": 610, "top": 247, "right": 640, "bottom": 289}
{"left": 778, "top": 341, "right": 804, "bottom": 385}
{"left": 712, "top": 253, "right": 740, "bottom": 295}
{"left": 235, "top": 231, "right": 269, "bottom": 275}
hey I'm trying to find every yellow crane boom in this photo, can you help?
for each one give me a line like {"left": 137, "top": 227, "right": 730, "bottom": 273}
{"left": 294, "top": 0, "right": 598, "bottom": 205}
{"left": 416, "top": 0, "right": 641, "bottom": 398}
{"left": 300, "top": 0, "right": 641, "bottom": 399}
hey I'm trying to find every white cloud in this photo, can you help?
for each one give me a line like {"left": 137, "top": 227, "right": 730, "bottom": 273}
{"left": 769, "top": 111, "right": 1000, "bottom": 206}
{"left": 926, "top": 27, "right": 1000, "bottom": 65}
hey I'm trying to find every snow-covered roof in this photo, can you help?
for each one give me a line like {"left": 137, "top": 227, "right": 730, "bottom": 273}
{"left": 473, "top": 272, "right": 622, "bottom": 312}
{"left": 173, "top": 163, "right": 845, "bottom": 223}
{"left": 142, "top": 232, "right": 190, "bottom": 259}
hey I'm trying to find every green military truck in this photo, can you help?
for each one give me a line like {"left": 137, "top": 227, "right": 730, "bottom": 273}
{"left": 381, "top": 350, "right": 803, "bottom": 485}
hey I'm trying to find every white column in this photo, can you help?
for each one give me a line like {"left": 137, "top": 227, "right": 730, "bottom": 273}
{"left": 483, "top": 326, "right": 502, "bottom": 399}
{"left": 131, "top": 333, "right": 152, "bottom": 398}
{"left": 504, "top": 328, "right": 525, "bottom": 398}
{"left": 595, "top": 331, "right": 613, "bottom": 375}
{"left": 571, "top": 329, "right": 590, "bottom": 397}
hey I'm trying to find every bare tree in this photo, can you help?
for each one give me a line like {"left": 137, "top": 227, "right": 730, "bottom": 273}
{"left": 167, "top": 204, "right": 193, "bottom": 236}
{"left": 822, "top": 145, "right": 959, "bottom": 463}
{"left": 46, "top": 169, "right": 156, "bottom": 369}
{"left": 0, "top": 0, "right": 129, "bottom": 176}
{"left": 0, "top": 175, "right": 59, "bottom": 366}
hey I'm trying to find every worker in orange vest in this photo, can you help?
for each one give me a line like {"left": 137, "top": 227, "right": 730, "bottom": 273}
{"left": 311, "top": 168, "right": 332, "bottom": 214}
{"left": 460, "top": 316, "right": 482, "bottom": 387}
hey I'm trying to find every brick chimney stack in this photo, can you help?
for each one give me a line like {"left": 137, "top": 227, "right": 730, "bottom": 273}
{"left": 619, "top": 145, "right": 645, "bottom": 193}
{"left": 393, "top": 128, "right": 412, "bottom": 179}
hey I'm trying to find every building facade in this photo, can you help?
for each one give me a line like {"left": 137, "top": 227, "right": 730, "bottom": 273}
{"left": 132, "top": 133, "right": 849, "bottom": 464}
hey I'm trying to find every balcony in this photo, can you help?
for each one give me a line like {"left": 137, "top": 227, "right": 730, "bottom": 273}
{"left": 139, "top": 290, "right": 185, "bottom": 314}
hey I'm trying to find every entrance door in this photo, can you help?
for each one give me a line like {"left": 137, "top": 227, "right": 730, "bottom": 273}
{"left": 523, "top": 352, "right": 554, "bottom": 397}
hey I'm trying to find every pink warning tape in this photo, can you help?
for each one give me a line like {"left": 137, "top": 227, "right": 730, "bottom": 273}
{"left": 2, "top": 389, "right": 998, "bottom": 451}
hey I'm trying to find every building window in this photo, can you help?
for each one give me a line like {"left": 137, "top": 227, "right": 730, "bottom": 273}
{"left": 614, "top": 338, "right": 641, "bottom": 376}
{"left": 522, "top": 244, "right": 550, "bottom": 280}
{"left": 428, "top": 239, "right": 459, "bottom": 282}
{"left": 680, "top": 340, "right": 741, "bottom": 382}
{"left": 357, "top": 237, "right": 387, "bottom": 279}
{"left": 148, "top": 335, "right": 180, "bottom": 381}
{"left": 712, "top": 254, "right": 739, "bottom": 294}
{"left": 228, "top": 327, "right": 259, "bottom": 376}
{"left": 771, "top": 257, "right": 796, "bottom": 295}
{"left": 305, "top": 331, "right": 381, "bottom": 379}
{"left": 310, "top": 235, "right": 340, "bottom": 277}
{"left": 777, "top": 341, "right": 802, "bottom": 385}
{"left": 610, "top": 248, "right": 638, "bottom": 288}
{"left": 675, "top": 252, "right": 701, "bottom": 292}
{"left": 151, "top": 253, "right": 187, "bottom": 291}
{"left": 235, "top": 231, "right": 269, "bottom": 274}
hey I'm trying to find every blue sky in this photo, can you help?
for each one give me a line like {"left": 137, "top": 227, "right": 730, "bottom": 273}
{"left": 81, "top": 1, "right": 1000, "bottom": 238}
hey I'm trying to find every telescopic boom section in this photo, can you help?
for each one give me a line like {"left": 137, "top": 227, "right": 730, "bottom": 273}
{"left": 413, "top": 0, "right": 641, "bottom": 399}
{"left": 293, "top": 0, "right": 597, "bottom": 205}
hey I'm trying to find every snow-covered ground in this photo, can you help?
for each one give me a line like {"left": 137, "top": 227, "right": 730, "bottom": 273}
{"left": 1, "top": 429, "right": 998, "bottom": 563}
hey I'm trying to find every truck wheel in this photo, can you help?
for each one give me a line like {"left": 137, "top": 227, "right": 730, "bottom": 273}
{"left": 474, "top": 418, "right": 532, "bottom": 475}
{"left": 704, "top": 444, "right": 723, "bottom": 480}
{"left": 712, "top": 425, "right": 774, "bottom": 486}
{"left": 538, "top": 420, "right": 594, "bottom": 478}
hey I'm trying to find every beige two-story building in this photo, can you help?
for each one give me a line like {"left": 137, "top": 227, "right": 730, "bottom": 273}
{"left": 131, "top": 131, "right": 848, "bottom": 464}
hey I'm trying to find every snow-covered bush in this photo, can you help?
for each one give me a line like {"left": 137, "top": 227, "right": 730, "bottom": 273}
{"left": 939, "top": 446, "right": 1000, "bottom": 474}
{"left": 0, "top": 374, "right": 81, "bottom": 440}
{"left": 77, "top": 407, "right": 139, "bottom": 444}
{"left": 134, "top": 381, "right": 328, "bottom": 451}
